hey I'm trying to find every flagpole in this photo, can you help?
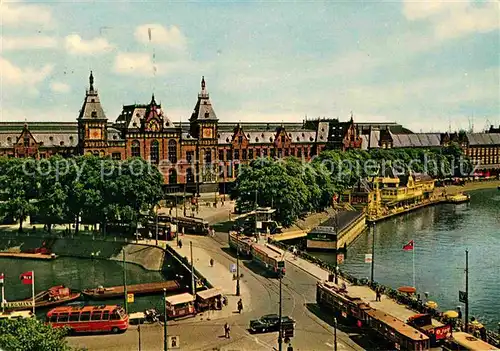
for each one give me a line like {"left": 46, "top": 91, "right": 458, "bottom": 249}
{"left": 32, "top": 270, "right": 35, "bottom": 315}
{"left": 1, "top": 277, "right": 5, "bottom": 313}
{"left": 412, "top": 242, "right": 415, "bottom": 288}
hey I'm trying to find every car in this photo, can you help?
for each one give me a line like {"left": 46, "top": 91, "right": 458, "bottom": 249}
{"left": 249, "top": 314, "right": 295, "bottom": 334}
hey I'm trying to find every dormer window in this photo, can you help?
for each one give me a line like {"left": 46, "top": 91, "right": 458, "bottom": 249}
{"left": 256, "top": 137, "right": 259, "bottom": 142}
{"left": 247, "top": 134, "right": 250, "bottom": 138}
{"left": 261, "top": 133, "right": 264, "bottom": 138}
{"left": 269, "top": 137, "right": 273, "bottom": 142}
{"left": 297, "top": 137, "right": 300, "bottom": 142}
{"left": 49, "top": 136, "right": 53, "bottom": 141}
{"left": 113, "top": 135, "right": 117, "bottom": 140}
{"left": 133, "top": 122, "right": 137, "bottom": 127}
{"left": 205, "top": 112, "right": 210, "bottom": 118}
{"left": 91, "top": 111, "right": 97, "bottom": 118}
{"left": 91, "top": 99, "right": 95, "bottom": 102}
{"left": 226, "top": 138, "right": 230, "bottom": 143}
{"left": 60, "top": 141, "right": 64, "bottom": 146}
{"left": 7, "top": 137, "right": 11, "bottom": 142}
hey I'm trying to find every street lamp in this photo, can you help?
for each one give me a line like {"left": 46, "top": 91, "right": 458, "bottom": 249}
{"left": 333, "top": 317, "right": 338, "bottom": 351}
{"left": 155, "top": 205, "right": 159, "bottom": 246}
{"left": 236, "top": 232, "right": 240, "bottom": 296}
{"left": 278, "top": 267, "right": 283, "bottom": 351}
{"left": 163, "top": 288, "right": 168, "bottom": 351}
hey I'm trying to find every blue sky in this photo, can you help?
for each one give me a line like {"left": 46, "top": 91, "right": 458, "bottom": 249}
{"left": 1, "top": 0, "right": 498, "bottom": 132}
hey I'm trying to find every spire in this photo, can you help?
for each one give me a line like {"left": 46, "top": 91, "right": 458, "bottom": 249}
{"left": 201, "top": 76, "right": 206, "bottom": 90}
{"left": 151, "top": 93, "right": 157, "bottom": 106}
{"left": 89, "top": 71, "right": 94, "bottom": 91}
{"left": 350, "top": 111, "right": 354, "bottom": 122}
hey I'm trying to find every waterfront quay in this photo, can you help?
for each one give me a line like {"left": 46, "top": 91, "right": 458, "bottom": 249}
{"left": 68, "top": 232, "right": 369, "bottom": 351}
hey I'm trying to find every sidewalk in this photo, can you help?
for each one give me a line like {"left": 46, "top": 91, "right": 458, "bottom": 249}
{"left": 167, "top": 235, "right": 251, "bottom": 321}
{"left": 271, "top": 244, "right": 428, "bottom": 323}
{"left": 159, "top": 201, "right": 236, "bottom": 225}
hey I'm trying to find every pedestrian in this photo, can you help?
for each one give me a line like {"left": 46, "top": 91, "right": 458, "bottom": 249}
{"left": 287, "top": 343, "right": 294, "bottom": 351}
{"left": 237, "top": 299, "right": 243, "bottom": 313}
{"left": 224, "top": 322, "right": 230, "bottom": 338}
{"left": 457, "top": 306, "right": 462, "bottom": 320}
{"left": 210, "top": 258, "right": 214, "bottom": 267}
{"left": 178, "top": 239, "right": 183, "bottom": 249}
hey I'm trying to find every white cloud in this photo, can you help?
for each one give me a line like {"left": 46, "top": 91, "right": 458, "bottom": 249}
{"left": 113, "top": 52, "right": 206, "bottom": 76}
{"left": 0, "top": 1, "right": 53, "bottom": 28}
{"left": 1, "top": 36, "right": 58, "bottom": 51}
{"left": 114, "top": 52, "right": 154, "bottom": 76}
{"left": 0, "top": 57, "right": 53, "bottom": 94}
{"left": 50, "top": 82, "right": 71, "bottom": 94}
{"left": 134, "top": 24, "right": 186, "bottom": 50}
{"left": 402, "top": 0, "right": 500, "bottom": 39}
{"left": 65, "top": 34, "right": 113, "bottom": 55}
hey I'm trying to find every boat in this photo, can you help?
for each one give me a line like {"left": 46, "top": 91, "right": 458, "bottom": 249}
{"left": 82, "top": 280, "right": 181, "bottom": 300}
{"left": 0, "top": 310, "right": 36, "bottom": 320}
{"left": 6, "top": 285, "right": 81, "bottom": 311}
{"left": 445, "top": 193, "right": 470, "bottom": 204}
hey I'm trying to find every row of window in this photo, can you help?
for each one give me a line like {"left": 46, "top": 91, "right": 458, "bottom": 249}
{"left": 470, "top": 156, "right": 500, "bottom": 165}
{"left": 468, "top": 147, "right": 499, "bottom": 156}
{"left": 131, "top": 139, "right": 177, "bottom": 163}
{"left": 48, "top": 310, "right": 122, "bottom": 323}
{"left": 218, "top": 147, "right": 310, "bottom": 161}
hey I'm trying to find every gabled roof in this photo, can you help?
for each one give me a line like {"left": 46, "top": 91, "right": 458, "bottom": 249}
{"left": 190, "top": 77, "right": 217, "bottom": 122}
{"left": 390, "top": 132, "right": 441, "bottom": 148}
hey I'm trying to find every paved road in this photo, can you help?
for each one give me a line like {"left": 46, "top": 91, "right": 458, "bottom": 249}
{"left": 68, "top": 232, "right": 368, "bottom": 351}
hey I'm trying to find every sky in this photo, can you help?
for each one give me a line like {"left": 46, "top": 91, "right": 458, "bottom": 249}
{"left": 0, "top": 0, "right": 499, "bottom": 133}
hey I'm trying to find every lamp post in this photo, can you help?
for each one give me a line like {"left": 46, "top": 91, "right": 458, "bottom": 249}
{"left": 333, "top": 317, "right": 338, "bottom": 351}
{"left": 236, "top": 232, "right": 240, "bottom": 296}
{"left": 163, "top": 288, "right": 168, "bottom": 351}
{"left": 155, "top": 206, "right": 159, "bottom": 246}
{"left": 278, "top": 267, "right": 283, "bottom": 351}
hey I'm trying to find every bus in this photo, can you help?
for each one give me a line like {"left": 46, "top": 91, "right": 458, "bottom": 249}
{"left": 46, "top": 305, "right": 129, "bottom": 334}
{"left": 251, "top": 243, "right": 285, "bottom": 277}
{"left": 443, "top": 332, "right": 499, "bottom": 351}
{"left": 228, "top": 231, "right": 254, "bottom": 256}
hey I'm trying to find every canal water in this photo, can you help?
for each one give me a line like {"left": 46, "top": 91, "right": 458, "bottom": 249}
{"left": 312, "top": 188, "right": 500, "bottom": 329}
{"left": 0, "top": 255, "right": 190, "bottom": 319}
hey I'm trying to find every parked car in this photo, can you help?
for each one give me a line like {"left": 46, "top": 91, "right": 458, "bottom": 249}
{"left": 249, "top": 314, "right": 295, "bottom": 334}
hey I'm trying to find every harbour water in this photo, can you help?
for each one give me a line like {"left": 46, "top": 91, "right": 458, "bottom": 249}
{"left": 313, "top": 188, "right": 500, "bottom": 329}
{"left": 0, "top": 256, "right": 188, "bottom": 318}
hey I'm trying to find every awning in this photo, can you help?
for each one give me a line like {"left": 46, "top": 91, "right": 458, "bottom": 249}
{"left": 443, "top": 310, "right": 459, "bottom": 319}
{"left": 165, "top": 293, "right": 195, "bottom": 305}
{"left": 196, "top": 288, "right": 222, "bottom": 300}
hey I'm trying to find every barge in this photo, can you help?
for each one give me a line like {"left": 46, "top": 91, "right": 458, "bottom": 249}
{"left": 6, "top": 285, "right": 80, "bottom": 311}
{"left": 82, "top": 280, "right": 180, "bottom": 299}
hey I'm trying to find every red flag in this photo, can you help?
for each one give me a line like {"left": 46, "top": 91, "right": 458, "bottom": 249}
{"left": 19, "top": 271, "right": 33, "bottom": 285}
{"left": 403, "top": 240, "right": 414, "bottom": 251}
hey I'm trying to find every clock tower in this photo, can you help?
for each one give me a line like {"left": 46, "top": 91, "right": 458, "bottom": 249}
{"left": 189, "top": 76, "right": 219, "bottom": 193}
{"left": 78, "top": 71, "right": 108, "bottom": 154}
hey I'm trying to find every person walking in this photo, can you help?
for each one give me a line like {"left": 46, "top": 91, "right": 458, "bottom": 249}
{"left": 237, "top": 299, "right": 243, "bottom": 313}
{"left": 210, "top": 258, "right": 214, "bottom": 267}
{"left": 224, "top": 323, "right": 230, "bottom": 338}
{"left": 178, "top": 239, "right": 183, "bottom": 249}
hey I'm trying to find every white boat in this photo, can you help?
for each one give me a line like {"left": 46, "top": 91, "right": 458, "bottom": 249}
{"left": 0, "top": 310, "right": 36, "bottom": 320}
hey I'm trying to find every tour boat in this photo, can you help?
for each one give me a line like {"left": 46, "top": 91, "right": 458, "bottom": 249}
{"left": 7, "top": 285, "right": 81, "bottom": 311}
{"left": 82, "top": 280, "right": 181, "bottom": 300}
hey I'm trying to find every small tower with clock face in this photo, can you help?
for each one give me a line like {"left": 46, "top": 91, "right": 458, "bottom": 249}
{"left": 189, "top": 76, "right": 219, "bottom": 188}
{"left": 77, "top": 71, "right": 108, "bottom": 154}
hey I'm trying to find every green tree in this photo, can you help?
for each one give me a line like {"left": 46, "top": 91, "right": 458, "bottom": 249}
{"left": 0, "top": 158, "right": 39, "bottom": 231}
{"left": 0, "top": 318, "right": 74, "bottom": 351}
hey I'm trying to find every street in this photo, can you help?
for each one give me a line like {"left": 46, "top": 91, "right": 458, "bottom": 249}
{"left": 68, "top": 232, "right": 368, "bottom": 351}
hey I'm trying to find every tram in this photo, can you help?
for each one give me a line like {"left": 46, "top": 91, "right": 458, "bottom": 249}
{"left": 316, "top": 281, "right": 431, "bottom": 351}
{"left": 251, "top": 243, "right": 285, "bottom": 277}
{"left": 443, "top": 332, "right": 499, "bottom": 351}
{"left": 228, "top": 231, "right": 254, "bottom": 256}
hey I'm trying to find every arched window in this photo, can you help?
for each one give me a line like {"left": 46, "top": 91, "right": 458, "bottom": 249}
{"left": 131, "top": 140, "right": 140, "bottom": 157}
{"left": 150, "top": 140, "right": 159, "bottom": 163}
{"left": 168, "top": 168, "right": 177, "bottom": 184}
{"left": 186, "top": 168, "right": 194, "bottom": 183}
{"left": 168, "top": 140, "right": 177, "bottom": 164}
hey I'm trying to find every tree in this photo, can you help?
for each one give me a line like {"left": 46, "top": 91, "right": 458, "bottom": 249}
{"left": 0, "top": 318, "right": 74, "bottom": 351}
{"left": 0, "top": 158, "right": 39, "bottom": 232}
